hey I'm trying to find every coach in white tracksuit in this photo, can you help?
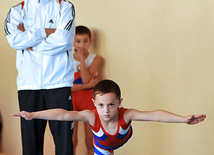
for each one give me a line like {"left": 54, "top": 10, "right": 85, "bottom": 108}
{"left": 5, "top": 0, "right": 75, "bottom": 154}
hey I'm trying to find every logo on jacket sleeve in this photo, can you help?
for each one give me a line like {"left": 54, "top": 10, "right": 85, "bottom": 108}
{"left": 48, "top": 19, "right": 54, "bottom": 24}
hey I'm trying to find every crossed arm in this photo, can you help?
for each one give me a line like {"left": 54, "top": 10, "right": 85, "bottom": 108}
{"left": 5, "top": 3, "right": 75, "bottom": 54}
{"left": 17, "top": 23, "right": 56, "bottom": 37}
{"left": 17, "top": 23, "right": 56, "bottom": 50}
{"left": 71, "top": 51, "right": 103, "bottom": 91}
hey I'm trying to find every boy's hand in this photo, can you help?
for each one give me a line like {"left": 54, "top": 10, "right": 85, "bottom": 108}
{"left": 27, "top": 47, "right": 33, "bottom": 51}
{"left": 45, "top": 28, "right": 56, "bottom": 37}
{"left": 74, "top": 47, "right": 86, "bottom": 59}
{"left": 12, "top": 111, "right": 33, "bottom": 120}
{"left": 17, "top": 23, "right": 25, "bottom": 32}
{"left": 186, "top": 114, "right": 206, "bottom": 125}
{"left": 88, "top": 76, "right": 99, "bottom": 87}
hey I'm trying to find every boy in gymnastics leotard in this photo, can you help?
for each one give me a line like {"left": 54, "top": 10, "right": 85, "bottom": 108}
{"left": 12, "top": 79, "right": 206, "bottom": 155}
{"left": 72, "top": 25, "right": 103, "bottom": 155}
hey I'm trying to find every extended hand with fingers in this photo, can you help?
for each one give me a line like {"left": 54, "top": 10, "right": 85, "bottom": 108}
{"left": 186, "top": 114, "right": 206, "bottom": 125}
{"left": 12, "top": 111, "right": 33, "bottom": 120}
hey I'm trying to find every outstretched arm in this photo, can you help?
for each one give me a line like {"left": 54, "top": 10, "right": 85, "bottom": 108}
{"left": 125, "top": 109, "right": 206, "bottom": 125}
{"left": 12, "top": 109, "right": 95, "bottom": 124}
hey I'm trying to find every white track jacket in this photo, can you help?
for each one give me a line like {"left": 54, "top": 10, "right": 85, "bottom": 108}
{"left": 4, "top": 0, "right": 75, "bottom": 90}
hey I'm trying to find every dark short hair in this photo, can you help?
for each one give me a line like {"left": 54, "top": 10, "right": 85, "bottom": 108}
{"left": 75, "top": 25, "right": 91, "bottom": 39}
{"left": 93, "top": 80, "right": 121, "bottom": 100}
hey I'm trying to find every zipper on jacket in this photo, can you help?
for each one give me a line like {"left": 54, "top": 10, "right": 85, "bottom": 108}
{"left": 39, "top": 2, "right": 43, "bottom": 88}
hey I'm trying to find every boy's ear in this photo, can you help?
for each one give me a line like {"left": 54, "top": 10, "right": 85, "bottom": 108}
{"left": 119, "top": 98, "right": 123, "bottom": 106}
{"left": 92, "top": 99, "right": 96, "bottom": 107}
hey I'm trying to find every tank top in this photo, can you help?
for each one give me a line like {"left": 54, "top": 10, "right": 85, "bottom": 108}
{"left": 90, "top": 107, "right": 133, "bottom": 154}
{"left": 73, "top": 53, "right": 96, "bottom": 73}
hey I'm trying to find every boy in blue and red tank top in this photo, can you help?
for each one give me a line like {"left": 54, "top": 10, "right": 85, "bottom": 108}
{"left": 13, "top": 80, "right": 206, "bottom": 155}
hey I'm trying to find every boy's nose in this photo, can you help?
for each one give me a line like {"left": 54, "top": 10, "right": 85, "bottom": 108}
{"left": 104, "top": 106, "right": 110, "bottom": 113}
{"left": 79, "top": 42, "right": 84, "bottom": 48}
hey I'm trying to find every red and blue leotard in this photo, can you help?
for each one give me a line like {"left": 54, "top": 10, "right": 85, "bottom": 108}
{"left": 72, "top": 72, "right": 95, "bottom": 111}
{"left": 90, "top": 107, "right": 133, "bottom": 155}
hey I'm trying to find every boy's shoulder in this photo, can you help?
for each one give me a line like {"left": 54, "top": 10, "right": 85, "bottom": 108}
{"left": 119, "top": 106, "right": 130, "bottom": 112}
{"left": 80, "top": 109, "right": 96, "bottom": 126}
{"left": 10, "top": 1, "right": 23, "bottom": 11}
{"left": 122, "top": 108, "right": 137, "bottom": 124}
